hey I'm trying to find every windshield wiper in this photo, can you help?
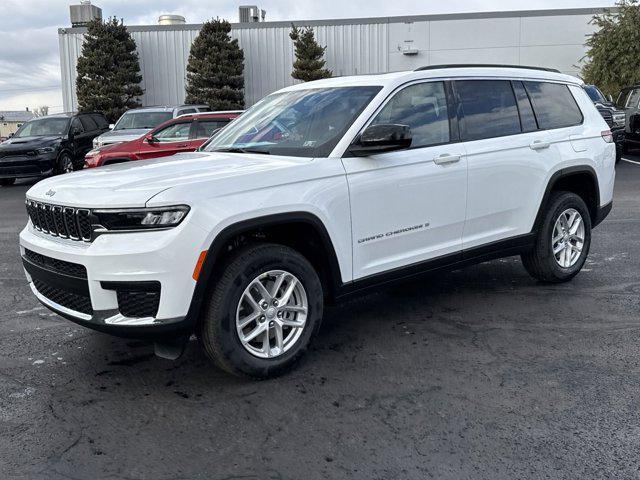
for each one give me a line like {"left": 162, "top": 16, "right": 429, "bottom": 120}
{"left": 211, "top": 147, "right": 270, "bottom": 155}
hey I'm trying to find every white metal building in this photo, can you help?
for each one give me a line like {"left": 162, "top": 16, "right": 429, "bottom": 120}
{"left": 58, "top": 7, "right": 610, "bottom": 112}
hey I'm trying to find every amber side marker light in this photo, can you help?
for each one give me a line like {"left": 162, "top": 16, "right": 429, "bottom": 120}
{"left": 193, "top": 250, "right": 208, "bottom": 281}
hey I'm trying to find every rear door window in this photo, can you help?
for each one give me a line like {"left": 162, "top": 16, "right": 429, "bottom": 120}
{"left": 370, "top": 81, "right": 450, "bottom": 148}
{"left": 195, "top": 120, "right": 230, "bottom": 138}
{"left": 455, "top": 80, "right": 521, "bottom": 141}
{"left": 79, "top": 115, "right": 98, "bottom": 132}
{"left": 91, "top": 114, "right": 109, "bottom": 129}
{"left": 523, "top": 81, "right": 583, "bottom": 130}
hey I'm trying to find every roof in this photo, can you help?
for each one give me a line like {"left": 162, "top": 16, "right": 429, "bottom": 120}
{"left": 59, "top": 7, "right": 617, "bottom": 34}
{"left": 176, "top": 110, "right": 244, "bottom": 119}
{"left": 0, "top": 111, "right": 35, "bottom": 123}
{"left": 280, "top": 66, "right": 583, "bottom": 93}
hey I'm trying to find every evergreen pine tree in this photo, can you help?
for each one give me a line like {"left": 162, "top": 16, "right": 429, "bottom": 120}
{"left": 185, "top": 19, "right": 245, "bottom": 109}
{"left": 76, "top": 17, "right": 143, "bottom": 122}
{"left": 290, "top": 25, "right": 332, "bottom": 82}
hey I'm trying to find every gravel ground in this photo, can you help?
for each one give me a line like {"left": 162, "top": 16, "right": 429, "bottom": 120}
{"left": 1, "top": 159, "right": 640, "bottom": 480}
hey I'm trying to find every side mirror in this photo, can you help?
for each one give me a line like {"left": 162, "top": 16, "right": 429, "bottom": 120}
{"left": 145, "top": 134, "right": 157, "bottom": 143}
{"left": 348, "top": 124, "right": 412, "bottom": 157}
{"left": 8, "top": 132, "right": 14, "bottom": 138}
{"left": 108, "top": 124, "right": 115, "bottom": 130}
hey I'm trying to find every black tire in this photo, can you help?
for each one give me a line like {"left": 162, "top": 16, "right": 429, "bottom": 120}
{"left": 0, "top": 178, "right": 16, "bottom": 186}
{"left": 199, "top": 243, "right": 324, "bottom": 378}
{"left": 616, "top": 145, "right": 622, "bottom": 163}
{"left": 521, "top": 191, "right": 591, "bottom": 283}
{"left": 56, "top": 152, "right": 74, "bottom": 175}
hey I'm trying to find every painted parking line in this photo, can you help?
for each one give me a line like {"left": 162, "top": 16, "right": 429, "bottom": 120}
{"left": 622, "top": 158, "right": 640, "bottom": 166}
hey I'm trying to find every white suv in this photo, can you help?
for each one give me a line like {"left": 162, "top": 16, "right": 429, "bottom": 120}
{"left": 20, "top": 66, "right": 615, "bottom": 378}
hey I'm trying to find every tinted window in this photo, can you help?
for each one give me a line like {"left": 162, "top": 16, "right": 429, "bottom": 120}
{"left": 79, "top": 115, "right": 98, "bottom": 132}
{"left": 456, "top": 80, "right": 521, "bottom": 141}
{"left": 71, "top": 118, "right": 84, "bottom": 134}
{"left": 195, "top": 120, "right": 229, "bottom": 138}
{"left": 92, "top": 114, "right": 109, "bottom": 129}
{"left": 512, "top": 81, "right": 538, "bottom": 132}
{"left": 584, "top": 85, "right": 606, "bottom": 103}
{"left": 154, "top": 122, "right": 191, "bottom": 142}
{"left": 370, "top": 82, "right": 449, "bottom": 148}
{"left": 524, "top": 82, "right": 583, "bottom": 130}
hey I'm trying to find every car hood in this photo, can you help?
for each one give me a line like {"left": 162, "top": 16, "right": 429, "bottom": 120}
{"left": 0, "top": 136, "right": 62, "bottom": 152}
{"left": 97, "top": 129, "right": 149, "bottom": 144}
{"left": 26, "top": 152, "right": 316, "bottom": 208}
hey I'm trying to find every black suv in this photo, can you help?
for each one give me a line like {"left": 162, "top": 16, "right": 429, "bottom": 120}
{"left": 0, "top": 112, "right": 109, "bottom": 186}
{"left": 584, "top": 85, "right": 626, "bottom": 162}
{"left": 616, "top": 85, "right": 640, "bottom": 156}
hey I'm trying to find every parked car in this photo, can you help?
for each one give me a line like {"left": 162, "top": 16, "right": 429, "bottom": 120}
{"left": 92, "top": 105, "right": 211, "bottom": 148}
{"left": 0, "top": 112, "right": 109, "bottom": 186}
{"left": 584, "top": 84, "right": 626, "bottom": 162}
{"left": 20, "top": 65, "right": 614, "bottom": 378}
{"left": 84, "top": 111, "right": 242, "bottom": 168}
{"left": 616, "top": 85, "right": 640, "bottom": 155}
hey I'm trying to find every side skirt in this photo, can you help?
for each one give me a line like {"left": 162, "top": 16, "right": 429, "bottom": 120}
{"left": 335, "top": 233, "right": 535, "bottom": 299}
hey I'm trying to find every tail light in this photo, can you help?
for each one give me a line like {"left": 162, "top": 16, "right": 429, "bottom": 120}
{"left": 601, "top": 130, "right": 614, "bottom": 143}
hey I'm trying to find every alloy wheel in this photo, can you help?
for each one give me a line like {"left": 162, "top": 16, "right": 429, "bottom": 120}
{"left": 236, "top": 270, "right": 308, "bottom": 359}
{"left": 552, "top": 208, "right": 585, "bottom": 268}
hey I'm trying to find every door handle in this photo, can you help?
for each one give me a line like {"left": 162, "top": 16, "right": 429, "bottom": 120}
{"left": 434, "top": 153, "right": 462, "bottom": 165}
{"left": 530, "top": 140, "right": 551, "bottom": 150}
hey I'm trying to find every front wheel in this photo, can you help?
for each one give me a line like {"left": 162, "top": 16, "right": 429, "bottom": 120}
{"left": 522, "top": 192, "right": 591, "bottom": 283}
{"left": 56, "top": 153, "right": 74, "bottom": 175}
{"left": 199, "top": 243, "right": 324, "bottom": 378}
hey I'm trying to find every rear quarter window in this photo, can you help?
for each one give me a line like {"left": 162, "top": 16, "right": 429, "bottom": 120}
{"left": 523, "top": 82, "right": 583, "bottom": 130}
{"left": 91, "top": 114, "right": 109, "bottom": 129}
{"left": 79, "top": 115, "right": 98, "bottom": 132}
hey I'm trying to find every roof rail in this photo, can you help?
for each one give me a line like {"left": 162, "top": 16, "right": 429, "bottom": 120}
{"left": 415, "top": 64, "right": 561, "bottom": 74}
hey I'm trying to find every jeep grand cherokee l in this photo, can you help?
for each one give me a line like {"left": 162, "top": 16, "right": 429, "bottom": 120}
{"left": 0, "top": 112, "right": 109, "bottom": 185}
{"left": 19, "top": 65, "right": 615, "bottom": 378}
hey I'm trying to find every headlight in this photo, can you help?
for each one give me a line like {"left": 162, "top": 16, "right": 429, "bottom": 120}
{"left": 93, "top": 138, "right": 100, "bottom": 148}
{"left": 93, "top": 206, "right": 190, "bottom": 231}
{"left": 36, "top": 147, "right": 55, "bottom": 155}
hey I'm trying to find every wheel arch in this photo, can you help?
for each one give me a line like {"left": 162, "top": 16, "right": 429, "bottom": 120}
{"left": 532, "top": 165, "right": 601, "bottom": 232}
{"left": 185, "top": 212, "right": 344, "bottom": 330}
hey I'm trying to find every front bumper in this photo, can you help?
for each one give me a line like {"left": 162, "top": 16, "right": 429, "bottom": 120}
{"left": 19, "top": 218, "right": 210, "bottom": 339}
{"left": 0, "top": 154, "right": 56, "bottom": 179}
{"left": 612, "top": 127, "right": 625, "bottom": 146}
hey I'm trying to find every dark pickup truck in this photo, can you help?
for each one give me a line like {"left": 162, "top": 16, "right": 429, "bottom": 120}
{"left": 584, "top": 85, "right": 626, "bottom": 162}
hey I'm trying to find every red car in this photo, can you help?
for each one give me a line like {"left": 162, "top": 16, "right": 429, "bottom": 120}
{"left": 84, "top": 111, "right": 242, "bottom": 168}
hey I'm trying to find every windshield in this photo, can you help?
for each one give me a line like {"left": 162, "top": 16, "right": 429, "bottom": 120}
{"left": 114, "top": 111, "right": 173, "bottom": 130}
{"left": 584, "top": 85, "right": 607, "bottom": 103}
{"left": 14, "top": 117, "right": 69, "bottom": 138}
{"left": 204, "top": 86, "right": 382, "bottom": 157}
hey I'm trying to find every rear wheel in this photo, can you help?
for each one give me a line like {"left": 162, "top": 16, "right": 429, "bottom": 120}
{"left": 0, "top": 178, "right": 16, "bottom": 186}
{"left": 56, "top": 153, "right": 74, "bottom": 175}
{"left": 199, "top": 243, "right": 323, "bottom": 378}
{"left": 522, "top": 192, "right": 591, "bottom": 283}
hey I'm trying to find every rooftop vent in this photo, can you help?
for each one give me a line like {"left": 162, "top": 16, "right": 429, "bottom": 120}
{"left": 158, "top": 15, "right": 186, "bottom": 25}
{"left": 239, "top": 6, "right": 266, "bottom": 23}
{"left": 69, "top": 1, "right": 102, "bottom": 27}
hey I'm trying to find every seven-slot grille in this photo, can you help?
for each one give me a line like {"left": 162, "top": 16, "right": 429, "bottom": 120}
{"left": 25, "top": 200, "right": 92, "bottom": 242}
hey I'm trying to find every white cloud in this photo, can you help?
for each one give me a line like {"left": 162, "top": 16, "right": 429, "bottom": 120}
{"left": 0, "top": 0, "right": 615, "bottom": 110}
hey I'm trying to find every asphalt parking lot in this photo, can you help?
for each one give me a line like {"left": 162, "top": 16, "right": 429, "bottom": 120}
{"left": 1, "top": 159, "right": 640, "bottom": 480}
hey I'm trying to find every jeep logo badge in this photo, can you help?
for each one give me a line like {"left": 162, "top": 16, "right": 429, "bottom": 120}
{"left": 45, "top": 189, "right": 56, "bottom": 197}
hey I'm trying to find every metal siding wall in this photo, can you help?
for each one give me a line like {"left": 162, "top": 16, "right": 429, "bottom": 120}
{"left": 58, "top": 12, "right": 595, "bottom": 112}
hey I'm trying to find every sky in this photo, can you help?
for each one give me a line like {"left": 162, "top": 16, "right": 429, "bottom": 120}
{"left": 0, "top": 0, "right": 616, "bottom": 113}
